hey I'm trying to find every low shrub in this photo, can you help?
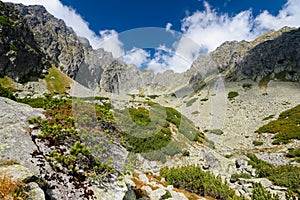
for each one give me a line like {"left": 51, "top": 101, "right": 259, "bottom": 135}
{"left": 256, "top": 104, "right": 300, "bottom": 144}
{"left": 252, "top": 182, "right": 280, "bottom": 200}
{"left": 160, "top": 165, "right": 241, "bottom": 200}
{"left": 182, "top": 150, "right": 190, "bottom": 157}
{"left": 252, "top": 141, "right": 263, "bottom": 146}
{"left": 230, "top": 173, "right": 251, "bottom": 182}
{"left": 228, "top": 91, "right": 239, "bottom": 100}
{"left": 246, "top": 154, "right": 300, "bottom": 192}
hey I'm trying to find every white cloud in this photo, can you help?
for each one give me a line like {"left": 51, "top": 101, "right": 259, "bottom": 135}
{"left": 3, "top": 0, "right": 300, "bottom": 73}
{"left": 1, "top": 0, "right": 124, "bottom": 57}
{"left": 149, "top": 0, "right": 300, "bottom": 73}
{"left": 121, "top": 47, "right": 150, "bottom": 68}
{"left": 98, "top": 30, "right": 124, "bottom": 57}
{"left": 165, "top": 22, "right": 175, "bottom": 35}
{"left": 255, "top": 0, "right": 300, "bottom": 31}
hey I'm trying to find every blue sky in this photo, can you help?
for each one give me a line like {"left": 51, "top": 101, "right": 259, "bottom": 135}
{"left": 59, "top": 0, "right": 287, "bottom": 33}
{"left": 3, "top": 0, "right": 300, "bottom": 72}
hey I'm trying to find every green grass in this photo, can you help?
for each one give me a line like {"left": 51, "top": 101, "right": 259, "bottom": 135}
{"left": 165, "top": 107, "right": 204, "bottom": 142}
{"left": 252, "top": 140, "right": 263, "bottom": 146}
{"left": 286, "top": 148, "right": 300, "bottom": 163}
{"left": 0, "top": 15, "right": 7, "bottom": 26}
{"left": 186, "top": 98, "right": 197, "bottom": 107}
{"left": 114, "top": 104, "right": 203, "bottom": 161}
{"left": 129, "top": 107, "right": 151, "bottom": 126}
{"left": 45, "top": 66, "right": 73, "bottom": 95}
{"left": 0, "top": 85, "right": 16, "bottom": 100}
{"left": 256, "top": 104, "right": 300, "bottom": 144}
{"left": 17, "top": 97, "right": 46, "bottom": 108}
{"left": 0, "top": 76, "right": 14, "bottom": 88}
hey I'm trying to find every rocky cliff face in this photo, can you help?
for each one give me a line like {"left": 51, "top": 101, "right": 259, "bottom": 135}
{"left": 0, "top": 2, "right": 50, "bottom": 83}
{"left": 189, "top": 27, "right": 300, "bottom": 85}
{"left": 3, "top": 2, "right": 188, "bottom": 94}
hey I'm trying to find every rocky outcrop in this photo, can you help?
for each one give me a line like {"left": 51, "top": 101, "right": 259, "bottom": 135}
{"left": 0, "top": 96, "right": 129, "bottom": 199}
{"left": 0, "top": 2, "right": 50, "bottom": 83}
{"left": 189, "top": 27, "right": 300, "bottom": 84}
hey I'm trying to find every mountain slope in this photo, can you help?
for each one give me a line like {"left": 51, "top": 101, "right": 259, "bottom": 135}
{"left": 189, "top": 27, "right": 300, "bottom": 86}
{"left": 0, "top": 2, "right": 50, "bottom": 82}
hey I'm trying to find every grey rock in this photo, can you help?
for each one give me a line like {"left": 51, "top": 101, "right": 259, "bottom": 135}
{"left": 28, "top": 182, "right": 46, "bottom": 200}
{"left": 0, "top": 2, "right": 50, "bottom": 83}
{"left": 123, "top": 186, "right": 137, "bottom": 200}
{"left": 0, "top": 97, "right": 44, "bottom": 175}
{"left": 149, "top": 188, "right": 166, "bottom": 200}
{"left": 0, "top": 164, "right": 34, "bottom": 182}
{"left": 189, "top": 27, "right": 300, "bottom": 85}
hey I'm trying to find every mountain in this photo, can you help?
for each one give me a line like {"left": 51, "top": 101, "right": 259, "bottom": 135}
{"left": 2, "top": 2, "right": 300, "bottom": 95}
{"left": 1, "top": 1, "right": 300, "bottom": 200}
{"left": 0, "top": 1, "right": 50, "bottom": 82}
{"left": 189, "top": 26, "right": 300, "bottom": 85}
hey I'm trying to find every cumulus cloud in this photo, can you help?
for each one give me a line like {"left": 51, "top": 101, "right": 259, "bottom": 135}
{"left": 255, "top": 0, "right": 300, "bottom": 31}
{"left": 2, "top": 0, "right": 124, "bottom": 57}
{"left": 165, "top": 22, "right": 175, "bottom": 35}
{"left": 147, "top": 0, "right": 300, "bottom": 73}
{"left": 3, "top": 0, "right": 300, "bottom": 73}
{"left": 121, "top": 47, "right": 150, "bottom": 68}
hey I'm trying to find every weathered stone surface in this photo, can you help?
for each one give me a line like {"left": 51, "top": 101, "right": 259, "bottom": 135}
{"left": 27, "top": 182, "right": 46, "bottom": 200}
{"left": 189, "top": 27, "right": 300, "bottom": 84}
{"left": 0, "top": 97, "right": 44, "bottom": 175}
{"left": 0, "top": 2, "right": 50, "bottom": 83}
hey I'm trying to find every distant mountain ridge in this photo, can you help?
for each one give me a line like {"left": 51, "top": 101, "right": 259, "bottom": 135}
{"left": 1, "top": 1, "right": 300, "bottom": 95}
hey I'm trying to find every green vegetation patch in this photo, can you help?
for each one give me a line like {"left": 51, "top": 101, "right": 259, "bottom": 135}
{"left": 114, "top": 104, "right": 203, "bottom": 161}
{"left": 286, "top": 148, "right": 300, "bottom": 163}
{"left": 262, "top": 114, "right": 275, "bottom": 121}
{"left": 160, "top": 165, "right": 241, "bottom": 200}
{"left": 252, "top": 182, "right": 280, "bottom": 200}
{"left": 228, "top": 91, "right": 239, "bottom": 100}
{"left": 0, "top": 15, "right": 8, "bottom": 26}
{"left": 45, "top": 66, "right": 73, "bottom": 95}
{"left": 0, "top": 85, "right": 16, "bottom": 100}
{"left": 9, "top": 44, "right": 18, "bottom": 51}
{"left": 246, "top": 153, "right": 300, "bottom": 194}
{"left": 129, "top": 107, "right": 151, "bottom": 126}
{"left": 256, "top": 104, "right": 300, "bottom": 144}
{"left": 147, "top": 94, "right": 160, "bottom": 99}
{"left": 252, "top": 141, "right": 263, "bottom": 146}
{"left": 28, "top": 97, "right": 116, "bottom": 188}
{"left": 0, "top": 76, "right": 14, "bottom": 88}
{"left": 230, "top": 173, "right": 251, "bottom": 182}
{"left": 204, "top": 129, "right": 224, "bottom": 135}
{"left": 165, "top": 107, "right": 204, "bottom": 142}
